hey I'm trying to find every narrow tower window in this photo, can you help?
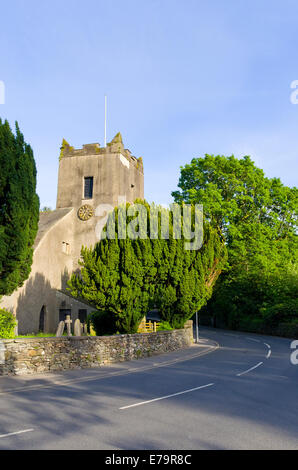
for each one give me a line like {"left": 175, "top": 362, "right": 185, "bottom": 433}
{"left": 39, "top": 305, "right": 46, "bottom": 332}
{"left": 84, "top": 177, "right": 93, "bottom": 199}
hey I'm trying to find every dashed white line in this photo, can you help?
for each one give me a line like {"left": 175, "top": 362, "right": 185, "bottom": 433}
{"left": 236, "top": 362, "right": 263, "bottom": 377}
{"left": 0, "top": 429, "right": 34, "bottom": 439}
{"left": 119, "top": 383, "right": 215, "bottom": 410}
{"left": 263, "top": 342, "right": 271, "bottom": 359}
{"left": 246, "top": 337, "right": 261, "bottom": 343}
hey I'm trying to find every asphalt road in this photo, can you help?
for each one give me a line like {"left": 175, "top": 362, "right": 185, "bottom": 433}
{"left": 0, "top": 327, "right": 297, "bottom": 450}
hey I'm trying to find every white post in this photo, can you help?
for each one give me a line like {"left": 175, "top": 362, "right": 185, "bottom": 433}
{"left": 195, "top": 312, "right": 199, "bottom": 343}
{"left": 104, "top": 95, "right": 107, "bottom": 147}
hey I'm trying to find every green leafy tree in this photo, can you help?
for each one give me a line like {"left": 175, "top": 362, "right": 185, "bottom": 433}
{"left": 172, "top": 154, "right": 298, "bottom": 329}
{"left": 68, "top": 200, "right": 227, "bottom": 333}
{"left": 0, "top": 119, "right": 39, "bottom": 295}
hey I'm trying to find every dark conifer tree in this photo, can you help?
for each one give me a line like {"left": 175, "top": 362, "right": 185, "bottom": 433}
{"left": 68, "top": 200, "right": 227, "bottom": 333}
{"left": 0, "top": 119, "right": 39, "bottom": 295}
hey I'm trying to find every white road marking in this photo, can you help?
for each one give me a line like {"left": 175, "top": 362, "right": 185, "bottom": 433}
{"left": 237, "top": 362, "right": 263, "bottom": 377}
{"left": 223, "top": 333, "right": 239, "bottom": 337}
{"left": 246, "top": 337, "right": 261, "bottom": 343}
{"left": 263, "top": 343, "right": 271, "bottom": 359}
{"left": 119, "top": 383, "right": 214, "bottom": 410}
{"left": 0, "top": 429, "right": 34, "bottom": 439}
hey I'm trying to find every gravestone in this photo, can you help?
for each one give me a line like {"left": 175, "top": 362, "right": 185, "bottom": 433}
{"left": 74, "top": 319, "right": 82, "bottom": 337}
{"left": 56, "top": 321, "right": 65, "bottom": 337}
{"left": 65, "top": 315, "right": 72, "bottom": 337}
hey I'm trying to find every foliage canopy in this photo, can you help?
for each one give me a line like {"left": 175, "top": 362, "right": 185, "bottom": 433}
{"left": 68, "top": 200, "right": 227, "bottom": 333}
{"left": 0, "top": 119, "right": 39, "bottom": 296}
{"left": 172, "top": 154, "right": 298, "bottom": 330}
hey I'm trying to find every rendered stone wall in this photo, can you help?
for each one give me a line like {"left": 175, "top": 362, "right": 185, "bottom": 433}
{"left": 0, "top": 322, "right": 193, "bottom": 376}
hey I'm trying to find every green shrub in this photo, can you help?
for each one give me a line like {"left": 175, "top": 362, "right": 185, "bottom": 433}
{"left": 157, "top": 321, "right": 173, "bottom": 331}
{"left": 0, "top": 309, "right": 16, "bottom": 339}
{"left": 261, "top": 300, "right": 298, "bottom": 327}
{"left": 237, "top": 316, "right": 264, "bottom": 334}
{"left": 275, "top": 321, "right": 298, "bottom": 338}
{"left": 87, "top": 310, "right": 116, "bottom": 336}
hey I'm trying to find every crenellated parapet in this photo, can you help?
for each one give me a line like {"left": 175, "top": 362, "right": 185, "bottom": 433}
{"left": 59, "top": 132, "right": 143, "bottom": 173}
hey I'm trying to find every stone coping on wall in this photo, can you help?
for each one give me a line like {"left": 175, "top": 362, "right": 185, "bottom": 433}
{"left": 2, "top": 329, "right": 187, "bottom": 344}
{"left": 0, "top": 322, "right": 193, "bottom": 376}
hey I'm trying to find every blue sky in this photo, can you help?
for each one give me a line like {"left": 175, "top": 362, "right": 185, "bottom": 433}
{"left": 0, "top": 0, "right": 297, "bottom": 208}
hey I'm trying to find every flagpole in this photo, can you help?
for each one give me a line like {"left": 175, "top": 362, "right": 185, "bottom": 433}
{"left": 104, "top": 95, "right": 107, "bottom": 147}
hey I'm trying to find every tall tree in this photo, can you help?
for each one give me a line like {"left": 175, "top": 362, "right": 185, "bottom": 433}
{"left": 68, "top": 200, "right": 227, "bottom": 333}
{"left": 172, "top": 154, "right": 298, "bottom": 328}
{"left": 172, "top": 155, "right": 297, "bottom": 272}
{"left": 0, "top": 119, "right": 39, "bottom": 295}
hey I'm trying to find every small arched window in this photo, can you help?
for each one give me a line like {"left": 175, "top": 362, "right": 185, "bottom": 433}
{"left": 39, "top": 305, "right": 46, "bottom": 332}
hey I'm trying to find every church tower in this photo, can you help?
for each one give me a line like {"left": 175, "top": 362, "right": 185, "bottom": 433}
{"left": 0, "top": 132, "right": 144, "bottom": 334}
{"left": 56, "top": 132, "right": 144, "bottom": 211}
{"left": 56, "top": 132, "right": 144, "bottom": 268}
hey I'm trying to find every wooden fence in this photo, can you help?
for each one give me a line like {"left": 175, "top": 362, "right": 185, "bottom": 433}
{"left": 137, "top": 318, "right": 160, "bottom": 333}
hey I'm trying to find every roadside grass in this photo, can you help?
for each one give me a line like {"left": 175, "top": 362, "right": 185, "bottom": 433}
{"left": 14, "top": 332, "right": 92, "bottom": 339}
{"left": 15, "top": 333, "right": 56, "bottom": 339}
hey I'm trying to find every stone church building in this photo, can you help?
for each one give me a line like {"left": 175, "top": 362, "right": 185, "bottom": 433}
{"left": 0, "top": 132, "right": 144, "bottom": 334}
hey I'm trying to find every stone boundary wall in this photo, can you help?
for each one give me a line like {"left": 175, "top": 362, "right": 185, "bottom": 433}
{"left": 0, "top": 322, "right": 193, "bottom": 376}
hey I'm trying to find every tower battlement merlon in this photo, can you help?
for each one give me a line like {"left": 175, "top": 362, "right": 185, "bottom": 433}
{"left": 58, "top": 132, "right": 144, "bottom": 172}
